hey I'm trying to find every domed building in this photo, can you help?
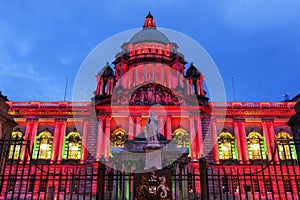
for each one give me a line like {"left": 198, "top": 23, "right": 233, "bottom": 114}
{"left": 0, "top": 12, "right": 299, "bottom": 200}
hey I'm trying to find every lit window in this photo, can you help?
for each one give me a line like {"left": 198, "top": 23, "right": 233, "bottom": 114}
{"left": 33, "top": 129, "right": 53, "bottom": 160}
{"left": 172, "top": 128, "right": 189, "bottom": 148}
{"left": 218, "top": 130, "right": 237, "bottom": 160}
{"left": 247, "top": 130, "right": 267, "bottom": 160}
{"left": 111, "top": 128, "right": 127, "bottom": 147}
{"left": 64, "top": 129, "right": 82, "bottom": 160}
{"left": 8, "top": 129, "right": 23, "bottom": 160}
{"left": 276, "top": 131, "right": 297, "bottom": 160}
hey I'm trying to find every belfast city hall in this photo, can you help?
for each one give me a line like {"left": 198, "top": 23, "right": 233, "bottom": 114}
{"left": 0, "top": 12, "right": 300, "bottom": 200}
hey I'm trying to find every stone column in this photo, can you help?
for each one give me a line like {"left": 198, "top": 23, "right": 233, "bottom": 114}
{"left": 233, "top": 121, "right": 243, "bottom": 164}
{"left": 27, "top": 119, "right": 38, "bottom": 163}
{"left": 166, "top": 115, "right": 172, "bottom": 140}
{"left": 159, "top": 117, "right": 165, "bottom": 137}
{"left": 188, "top": 79, "right": 193, "bottom": 95}
{"left": 96, "top": 117, "right": 104, "bottom": 160}
{"left": 134, "top": 67, "right": 137, "bottom": 87}
{"left": 107, "top": 79, "right": 111, "bottom": 95}
{"left": 262, "top": 121, "right": 273, "bottom": 161}
{"left": 197, "top": 79, "right": 201, "bottom": 95}
{"left": 238, "top": 122, "right": 249, "bottom": 163}
{"left": 144, "top": 63, "right": 147, "bottom": 82}
{"left": 99, "top": 79, "right": 103, "bottom": 95}
{"left": 267, "top": 121, "right": 279, "bottom": 163}
{"left": 127, "top": 68, "right": 131, "bottom": 89}
{"left": 153, "top": 63, "right": 156, "bottom": 82}
{"left": 211, "top": 121, "right": 219, "bottom": 164}
{"left": 118, "top": 63, "right": 123, "bottom": 88}
{"left": 51, "top": 120, "right": 61, "bottom": 163}
{"left": 189, "top": 116, "right": 196, "bottom": 160}
{"left": 57, "top": 120, "right": 66, "bottom": 163}
{"left": 81, "top": 120, "right": 89, "bottom": 163}
{"left": 168, "top": 67, "right": 172, "bottom": 88}
{"left": 22, "top": 120, "right": 32, "bottom": 162}
{"left": 186, "top": 79, "right": 189, "bottom": 95}
{"left": 197, "top": 117, "right": 204, "bottom": 159}
{"left": 110, "top": 78, "right": 114, "bottom": 94}
{"left": 104, "top": 116, "right": 111, "bottom": 159}
{"left": 128, "top": 117, "right": 134, "bottom": 140}
{"left": 200, "top": 75, "right": 205, "bottom": 96}
{"left": 135, "top": 116, "right": 141, "bottom": 137}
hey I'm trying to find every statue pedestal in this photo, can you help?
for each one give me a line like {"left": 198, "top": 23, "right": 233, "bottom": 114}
{"left": 144, "top": 143, "right": 162, "bottom": 170}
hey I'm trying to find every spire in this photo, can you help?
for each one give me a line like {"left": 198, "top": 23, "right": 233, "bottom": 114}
{"left": 143, "top": 11, "right": 156, "bottom": 29}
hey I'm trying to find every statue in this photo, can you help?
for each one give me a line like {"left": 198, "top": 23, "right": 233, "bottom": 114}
{"left": 144, "top": 111, "right": 162, "bottom": 170}
{"left": 145, "top": 111, "right": 160, "bottom": 143}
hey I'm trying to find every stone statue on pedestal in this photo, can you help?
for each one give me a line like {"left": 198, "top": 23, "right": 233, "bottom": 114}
{"left": 144, "top": 111, "right": 162, "bottom": 170}
{"left": 145, "top": 111, "right": 160, "bottom": 143}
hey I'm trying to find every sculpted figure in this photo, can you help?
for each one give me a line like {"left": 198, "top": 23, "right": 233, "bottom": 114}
{"left": 145, "top": 111, "right": 160, "bottom": 142}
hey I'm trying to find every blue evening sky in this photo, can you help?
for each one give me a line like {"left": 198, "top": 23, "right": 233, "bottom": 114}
{"left": 0, "top": 1, "right": 299, "bottom": 102}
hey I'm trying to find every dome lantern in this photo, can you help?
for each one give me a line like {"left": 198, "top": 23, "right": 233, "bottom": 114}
{"left": 129, "top": 12, "right": 171, "bottom": 45}
{"left": 143, "top": 11, "right": 156, "bottom": 29}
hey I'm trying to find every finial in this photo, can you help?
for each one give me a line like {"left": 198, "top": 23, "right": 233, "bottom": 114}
{"left": 146, "top": 11, "right": 153, "bottom": 19}
{"left": 283, "top": 93, "right": 290, "bottom": 101}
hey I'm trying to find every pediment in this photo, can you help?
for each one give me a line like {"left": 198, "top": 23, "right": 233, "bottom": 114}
{"left": 97, "top": 83, "right": 199, "bottom": 106}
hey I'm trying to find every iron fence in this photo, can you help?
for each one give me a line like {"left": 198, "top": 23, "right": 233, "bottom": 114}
{"left": 0, "top": 139, "right": 300, "bottom": 199}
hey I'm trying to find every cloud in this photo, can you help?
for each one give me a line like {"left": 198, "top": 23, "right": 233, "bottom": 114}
{"left": 0, "top": 52, "right": 40, "bottom": 82}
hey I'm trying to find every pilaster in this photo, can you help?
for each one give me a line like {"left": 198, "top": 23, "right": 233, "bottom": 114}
{"left": 81, "top": 120, "right": 90, "bottom": 163}
{"left": 96, "top": 117, "right": 104, "bottom": 160}
{"left": 233, "top": 121, "right": 243, "bottom": 164}
{"left": 197, "top": 116, "right": 204, "bottom": 159}
{"left": 166, "top": 115, "right": 172, "bottom": 140}
{"left": 57, "top": 118, "right": 67, "bottom": 163}
{"left": 211, "top": 120, "right": 219, "bottom": 164}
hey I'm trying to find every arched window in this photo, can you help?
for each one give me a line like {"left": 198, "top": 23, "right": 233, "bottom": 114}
{"left": 8, "top": 129, "right": 23, "bottom": 159}
{"left": 172, "top": 128, "right": 189, "bottom": 148}
{"left": 33, "top": 129, "right": 53, "bottom": 159}
{"left": 276, "top": 130, "right": 297, "bottom": 160}
{"left": 218, "top": 130, "right": 237, "bottom": 160}
{"left": 247, "top": 130, "right": 267, "bottom": 160}
{"left": 111, "top": 128, "right": 128, "bottom": 147}
{"left": 63, "top": 129, "right": 82, "bottom": 160}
